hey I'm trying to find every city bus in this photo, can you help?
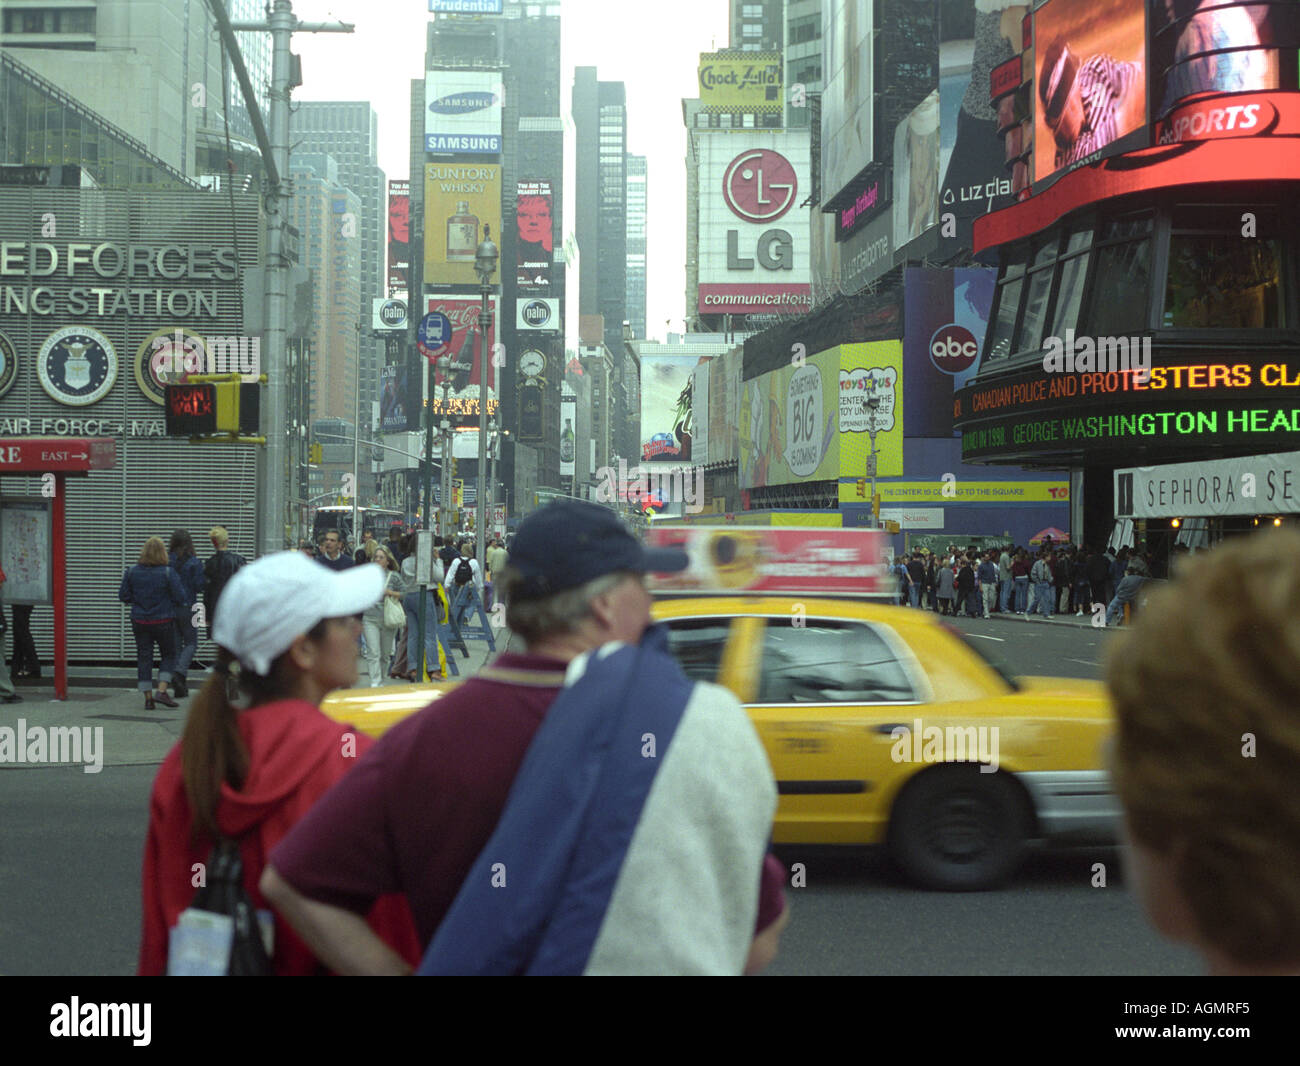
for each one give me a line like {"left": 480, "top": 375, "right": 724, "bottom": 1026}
{"left": 310, "top": 505, "right": 405, "bottom": 548}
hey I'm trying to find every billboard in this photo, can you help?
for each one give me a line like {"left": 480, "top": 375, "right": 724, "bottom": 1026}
{"left": 892, "top": 90, "right": 941, "bottom": 248}
{"left": 517, "top": 297, "right": 560, "bottom": 332}
{"left": 387, "top": 180, "right": 409, "bottom": 295}
{"left": 903, "top": 267, "right": 995, "bottom": 438}
{"left": 692, "top": 361, "right": 710, "bottom": 466}
{"left": 560, "top": 386, "right": 576, "bottom": 477}
{"left": 516, "top": 180, "right": 554, "bottom": 291}
{"left": 1151, "top": 1, "right": 1298, "bottom": 120}
{"left": 1033, "top": 0, "right": 1148, "bottom": 189}
{"left": 380, "top": 362, "right": 410, "bottom": 434}
{"left": 641, "top": 355, "right": 710, "bottom": 463}
{"left": 424, "top": 295, "right": 500, "bottom": 422}
{"left": 423, "top": 163, "right": 502, "bottom": 286}
{"left": 738, "top": 343, "right": 904, "bottom": 490}
{"left": 821, "top": 0, "right": 874, "bottom": 203}
{"left": 697, "top": 134, "right": 811, "bottom": 315}
{"left": 936, "top": 2, "right": 1022, "bottom": 257}
{"left": 424, "top": 71, "right": 503, "bottom": 155}
{"left": 697, "top": 52, "right": 783, "bottom": 115}
{"left": 429, "top": 0, "right": 502, "bottom": 11}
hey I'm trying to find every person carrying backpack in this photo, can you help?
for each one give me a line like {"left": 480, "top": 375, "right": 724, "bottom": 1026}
{"left": 203, "top": 526, "right": 246, "bottom": 635}
{"left": 138, "top": 552, "right": 420, "bottom": 976}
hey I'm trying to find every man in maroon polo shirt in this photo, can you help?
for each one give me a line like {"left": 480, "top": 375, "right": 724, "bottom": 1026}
{"left": 261, "top": 499, "right": 789, "bottom": 974}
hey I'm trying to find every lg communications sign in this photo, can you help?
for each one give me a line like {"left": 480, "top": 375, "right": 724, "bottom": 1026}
{"left": 698, "top": 134, "right": 811, "bottom": 315}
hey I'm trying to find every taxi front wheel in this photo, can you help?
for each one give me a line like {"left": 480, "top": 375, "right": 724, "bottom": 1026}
{"left": 886, "top": 765, "right": 1033, "bottom": 891}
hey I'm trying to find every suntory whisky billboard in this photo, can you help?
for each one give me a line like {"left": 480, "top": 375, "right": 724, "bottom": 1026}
{"left": 423, "top": 163, "right": 503, "bottom": 287}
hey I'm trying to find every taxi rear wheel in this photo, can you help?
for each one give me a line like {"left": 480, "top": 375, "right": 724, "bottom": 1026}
{"left": 886, "top": 765, "right": 1032, "bottom": 890}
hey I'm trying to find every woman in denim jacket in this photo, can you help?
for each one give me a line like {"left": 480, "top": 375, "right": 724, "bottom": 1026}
{"left": 168, "top": 530, "right": 206, "bottom": 699}
{"left": 120, "top": 536, "right": 186, "bottom": 709}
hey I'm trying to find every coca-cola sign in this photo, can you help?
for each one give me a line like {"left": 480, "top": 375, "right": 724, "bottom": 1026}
{"left": 425, "top": 296, "right": 498, "bottom": 406}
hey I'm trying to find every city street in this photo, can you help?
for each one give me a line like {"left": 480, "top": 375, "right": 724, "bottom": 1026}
{"left": 0, "top": 617, "right": 1195, "bottom": 978}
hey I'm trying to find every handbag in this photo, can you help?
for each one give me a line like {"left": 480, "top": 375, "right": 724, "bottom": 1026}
{"left": 167, "top": 837, "right": 274, "bottom": 976}
{"left": 382, "top": 586, "right": 405, "bottom": 630}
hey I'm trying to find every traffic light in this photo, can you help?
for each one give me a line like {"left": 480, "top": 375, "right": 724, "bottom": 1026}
{"left": 451, "top": 458, "right": 458, "bottom": 477}
{"left": 309, "top": 442, "right": 323, "bottom": 464}
{"left": 164, "top": 380, "right": 261, "bottom": 437}
{"left": 856, "top": 478, "right": 867, "bottom": 498}
{"left": 872, "top": 493, "right": 881, "bottom": 519}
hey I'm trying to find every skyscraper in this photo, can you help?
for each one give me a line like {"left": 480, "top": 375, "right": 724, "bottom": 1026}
{"left": 291, "top": 102, "right": 387, "bottom": 448}
{"left": 0, "top": 0, "right": 265, "bottom": 178}
{"left": 625, "top": 155, "right": 648, "bottom": 342}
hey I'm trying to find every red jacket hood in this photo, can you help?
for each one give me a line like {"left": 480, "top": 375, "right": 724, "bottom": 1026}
{"left": 214, "top": 699, "right": 356, "bottom": 837}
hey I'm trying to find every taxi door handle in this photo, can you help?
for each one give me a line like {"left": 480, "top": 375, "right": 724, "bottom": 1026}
{"left": 874, "top": 723, "right": 907, "bottom": 735}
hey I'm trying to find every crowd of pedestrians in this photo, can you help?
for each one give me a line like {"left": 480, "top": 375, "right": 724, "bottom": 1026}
{"left": 888, "top": 539, "right": 1169, "bottom": 626}
{"left": 138, "top": 500, "right": 788, "bottom": 975}
{"left": 121, "top": 523, "right": 516, "bottom": 703}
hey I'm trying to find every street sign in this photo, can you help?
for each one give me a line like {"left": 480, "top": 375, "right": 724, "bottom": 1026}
{"left": 864, "top": 455, "right": 877, "bottom": 477}
{"left": 0, "top": 437, "right": 115, "bottom": 474}
{"left": 418, "top": 311, "right": 453, "bottom": 360}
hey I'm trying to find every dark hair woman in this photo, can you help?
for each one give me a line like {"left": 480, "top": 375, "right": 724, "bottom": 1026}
{"left": 120, "top": 536, "right": 186, "bottom": 710}
{"left": 138, "top": 551, "right": 419, "bottom": 975}
{"left": 168, "top": 530, "right": 205, "bottom": 699}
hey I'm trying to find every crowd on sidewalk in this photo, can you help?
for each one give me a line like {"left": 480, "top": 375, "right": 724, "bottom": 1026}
{"left": 117, "top": 524, "right": 511, "bottom": 708}
{"left": 887, "top": 540, "right": 1181, "bottom": 626}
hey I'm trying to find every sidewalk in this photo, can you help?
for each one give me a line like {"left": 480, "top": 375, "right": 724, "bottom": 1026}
{"left": 1, "top": 635, "right": 501, "bottom": 771}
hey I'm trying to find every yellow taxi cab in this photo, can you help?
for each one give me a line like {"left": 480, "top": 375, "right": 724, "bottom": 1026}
{"left": 322, "top": 528, "right": 1118, "bottom": 891}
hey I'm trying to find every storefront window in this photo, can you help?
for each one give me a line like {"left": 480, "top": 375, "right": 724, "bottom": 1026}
{"left": 984, "top": 244, "right": 1027, "bottom": 363}
{"left": 1162, "top": 208, "right": 1283, "bottom": 329}
{"left": 1085, "top": 213, "right": 1153, "bottom": 335}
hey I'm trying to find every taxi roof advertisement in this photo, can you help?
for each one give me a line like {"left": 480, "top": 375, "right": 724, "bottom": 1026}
{"left": 643, "top": 526, "right": 889, "bottom": 597}
{"left": 740, "top": 342, "right": 904, "bottom": 490}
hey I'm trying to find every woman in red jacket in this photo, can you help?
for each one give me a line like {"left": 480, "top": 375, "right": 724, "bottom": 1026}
{"left": 139, "top": 551, "right": 420, "bottom": 975}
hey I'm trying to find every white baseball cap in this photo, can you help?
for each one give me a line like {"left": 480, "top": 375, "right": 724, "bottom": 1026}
{"left": 212, "top": 551, "right": 384, "bottom": 675}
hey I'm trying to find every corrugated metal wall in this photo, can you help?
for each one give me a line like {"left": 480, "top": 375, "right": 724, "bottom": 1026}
{"left": 0, "top": 187, "right": 263, "bottom": 661}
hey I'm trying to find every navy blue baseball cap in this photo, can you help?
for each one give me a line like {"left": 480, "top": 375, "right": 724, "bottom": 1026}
{"left": 507, "top": 499, "right": 688, "bottom": 600}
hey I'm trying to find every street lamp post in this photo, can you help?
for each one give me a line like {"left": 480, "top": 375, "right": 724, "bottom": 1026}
{"left": 473, "top": 228, "right": 498, "bottom": 570}
{"left": 866, "top": 394, "right": 881, "bottom": 529}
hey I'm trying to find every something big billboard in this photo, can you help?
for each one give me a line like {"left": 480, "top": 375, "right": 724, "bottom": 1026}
{"left": 739, "top": 342, "right": 904, "bottom": 490}
{"left": 423, "top": 163, "right": 502, "bottom": 286}
{"left": 425, "top": 71, "right": 503, "bottom": 155}
{"left": 697, "top": 133, "right": 811, "bottom": 316}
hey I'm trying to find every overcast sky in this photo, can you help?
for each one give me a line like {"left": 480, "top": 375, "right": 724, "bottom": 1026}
{"left": 290, "top": 0, "right": 731, "bottom": 342}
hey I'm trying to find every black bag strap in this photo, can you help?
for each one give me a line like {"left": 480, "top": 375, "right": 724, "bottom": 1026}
{"left": 189, "top": 836, "right": 274, "bottom": 976}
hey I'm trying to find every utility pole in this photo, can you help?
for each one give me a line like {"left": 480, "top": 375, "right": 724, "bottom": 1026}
{"left": 213, "top": 0, "right": 354, "bottom": 557}
{"left": 473, "top": 229, "right": 498, "bottom": 571}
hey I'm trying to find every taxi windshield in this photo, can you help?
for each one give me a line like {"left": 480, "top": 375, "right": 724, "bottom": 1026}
{"left": 942, "top": 624, "right": 1022, "bottom": 692}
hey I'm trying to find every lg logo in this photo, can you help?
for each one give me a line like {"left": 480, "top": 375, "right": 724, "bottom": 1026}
{"left": 723, "top": 149, "right": 796, "bottom": 223}
{"left": 929, "top": 324, "right": 979, "bottom": 375}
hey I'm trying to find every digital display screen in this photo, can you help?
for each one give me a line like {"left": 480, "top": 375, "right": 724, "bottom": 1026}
{"left": 1151, "top": 1, "right": 1300, "bottom": 120}
{"left": 1033, "top": 0, "right": 1148, "bottom": 188}
{"left": 955, "top": 359, "right": 1300, "bottom": 459}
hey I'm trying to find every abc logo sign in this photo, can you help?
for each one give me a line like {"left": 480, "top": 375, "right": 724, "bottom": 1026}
{"left": 928, "top": 324, "right": 979, "bottom": 375}
{"left": 522, "top": 300, "right": 552, "bottom": 328}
